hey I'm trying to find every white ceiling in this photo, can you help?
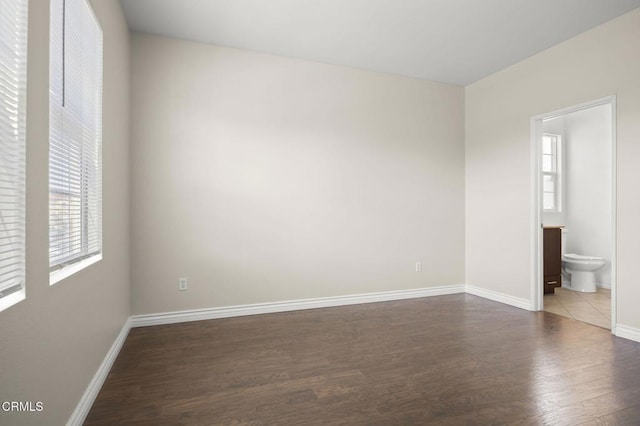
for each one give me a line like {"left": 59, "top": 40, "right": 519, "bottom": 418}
{"left": 120, "top": 0, "right": 640, "bottom": 86}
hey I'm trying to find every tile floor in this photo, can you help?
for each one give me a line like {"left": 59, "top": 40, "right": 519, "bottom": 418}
{"left": 544, "top": 286, "right": 611, "bottom": 329}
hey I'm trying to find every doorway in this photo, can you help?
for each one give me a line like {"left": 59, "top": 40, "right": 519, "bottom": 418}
{"left": 530, "top": 96, "right": 616, "bottom": 331}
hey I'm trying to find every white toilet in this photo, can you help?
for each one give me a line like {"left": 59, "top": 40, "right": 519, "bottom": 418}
{"left": 562, "top": 254, "right": 606, "bottom": 293}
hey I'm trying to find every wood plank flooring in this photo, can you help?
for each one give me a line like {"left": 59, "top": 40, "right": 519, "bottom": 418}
{"left": 85, "top": 294, "right": 640, "bottom": 425}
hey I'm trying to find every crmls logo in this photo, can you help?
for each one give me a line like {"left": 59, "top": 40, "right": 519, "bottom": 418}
{"left": 1, "top": 401, "right": 44, "bottom": 412}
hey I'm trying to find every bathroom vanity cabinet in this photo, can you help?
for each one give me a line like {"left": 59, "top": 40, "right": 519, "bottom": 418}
{"left": 543, "top": 227, "right": 562, "bottom": 294}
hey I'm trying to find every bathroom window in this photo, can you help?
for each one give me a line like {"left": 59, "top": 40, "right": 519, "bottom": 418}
{"left": 542, "top": 134, "right": 562, "bottom": 212}
{"left": 49, "top": 0, "right": 103, "bottom": 284}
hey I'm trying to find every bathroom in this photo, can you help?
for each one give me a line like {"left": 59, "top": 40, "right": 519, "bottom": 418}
{"left": 541, "top": 102, "right": 613, "bottom": 329}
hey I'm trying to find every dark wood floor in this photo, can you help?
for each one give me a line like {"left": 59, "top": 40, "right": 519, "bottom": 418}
{"left": 85, "top": 294, "right": 640, "bottom": 425}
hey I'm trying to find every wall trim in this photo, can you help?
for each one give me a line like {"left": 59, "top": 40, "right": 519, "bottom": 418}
{"left": 614, "top": 324, "right": 640, "bottom": 343}
{"left": 67, "top": 318, "right": 132, "bottom": 426}
{"left": 465, "top": 285, "right": 533, "bottom": 311}
{"left": 130, "top": 285, "right": 466, "bottom": 327}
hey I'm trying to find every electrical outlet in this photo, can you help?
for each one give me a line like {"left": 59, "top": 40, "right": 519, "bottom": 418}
{"left": 415, "top": 262, "right": 422, "bottom": 272}
{"left": 178, "top": 277, "right": 188, "bottom": 291}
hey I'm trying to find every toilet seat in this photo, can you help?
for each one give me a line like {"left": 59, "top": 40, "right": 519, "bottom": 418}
{"left": 563, "top": 253, "right": 604, "bottom": 262}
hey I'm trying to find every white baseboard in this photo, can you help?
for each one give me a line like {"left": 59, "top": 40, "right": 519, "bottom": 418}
{"left": 130, "top": 285, "right": 466, "bottom": 327}
{"left": 465, "top": 285, "right": 533, "bottom": 311}
{"left": 67, "top": 318, "right": 132, "bottom": 426}
{"left": 614, "top": 324, "right": 640, "bottom": 343}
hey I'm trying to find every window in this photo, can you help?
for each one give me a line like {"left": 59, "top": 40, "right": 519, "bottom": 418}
{"left": 542, "top": 134, "right": 561, "bottom": 212}
{"left": 49, "top": 0, "right": 102, "bottom": 284}
{"left": 0, "top": 0, "right": 28, "bottom": 312}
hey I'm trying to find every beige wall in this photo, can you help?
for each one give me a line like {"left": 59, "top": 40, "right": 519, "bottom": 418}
{"left": 130, "top": 34, "right": 465, "bottom": 315}
{"left": 465, "top": 9, "right": 640, "bottom": 328}
{"left": 0, "top": 0, "right": 130, "bottom": 424}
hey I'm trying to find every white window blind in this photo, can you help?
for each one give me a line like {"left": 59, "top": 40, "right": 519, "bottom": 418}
{"left": 49, "top": 0, "right": 102, "bottom": 277}
{"left": 0, "top": 0, "right": 28, "bottom": 311}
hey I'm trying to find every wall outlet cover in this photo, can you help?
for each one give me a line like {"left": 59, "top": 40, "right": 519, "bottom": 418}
{"left": 178, "top": 278, "right": 188, "bottom": 291}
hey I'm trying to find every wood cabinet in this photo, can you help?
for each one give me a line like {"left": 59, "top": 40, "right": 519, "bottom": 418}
{"left": 543, "top": 227, "right": 562, "bottom": 294}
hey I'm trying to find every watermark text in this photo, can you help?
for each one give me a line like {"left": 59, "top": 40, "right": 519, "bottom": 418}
{"left": 1, "top": 401, "right": 44, "bottom": 412}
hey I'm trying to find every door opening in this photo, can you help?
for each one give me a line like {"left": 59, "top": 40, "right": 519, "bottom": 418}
{"left": 530, "top": 96, "right": 616, "bottom": 332}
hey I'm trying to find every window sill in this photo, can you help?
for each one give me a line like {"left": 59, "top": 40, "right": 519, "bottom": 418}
{"left": 0, "top": 289, "right": 26, "bottom": 313}
{"left": 50, "top": 253, "right": 102, "bottom": 286}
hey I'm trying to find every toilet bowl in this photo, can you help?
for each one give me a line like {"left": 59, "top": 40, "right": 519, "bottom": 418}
{"left": 562, "top": 254, "right": 606, "bottom": 293}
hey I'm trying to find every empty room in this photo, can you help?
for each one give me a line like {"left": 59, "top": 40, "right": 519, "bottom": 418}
{"left": 2, "top": 0, "right": 640, "bottom": 424}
